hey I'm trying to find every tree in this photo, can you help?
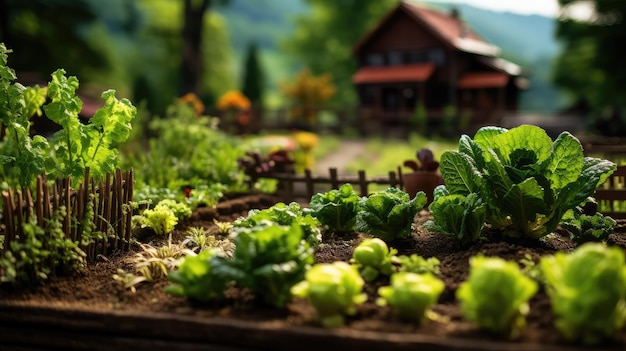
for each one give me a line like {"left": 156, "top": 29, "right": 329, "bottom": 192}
{"left": 282, "top": 0, "right": 397, "bottom": 105}
{"left": 554, "top": 0, "right": 626, "bottom": 135}
{"left": 241, "top": 41, "right": 265, "bottom": 106}
{"left": 200, "top": 12, "right": 237, "bottom": 105}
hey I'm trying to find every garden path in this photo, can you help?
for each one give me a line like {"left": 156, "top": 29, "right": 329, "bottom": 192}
{"left": 314, "top": 139, "right": 367, "bottom": 175}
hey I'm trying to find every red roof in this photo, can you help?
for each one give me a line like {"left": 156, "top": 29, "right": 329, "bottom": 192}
{"left": 352, "top": 63, "right": 436, "bottom": 84}
{"left": 457, "top": 72, "right": 509, "bottom": 89}
{"left": 354, "top": 1, "right": 500, "bottom": 57}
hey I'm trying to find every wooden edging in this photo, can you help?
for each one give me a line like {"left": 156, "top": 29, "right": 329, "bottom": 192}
{"left": 0, "top": 303, "right": 612, "bottom": 351}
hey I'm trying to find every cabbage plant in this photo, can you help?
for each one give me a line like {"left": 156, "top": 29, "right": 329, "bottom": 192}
{"left": 309, "top": 183, "right": 360, "bottom": 236}
{"left": 377, "top": 272, "right": 444, "bottom": 323}
{"left": 540, "top": 243, "right": 626, "bottom": 345}
{"left": 434, "top": 125, "right": 616, "bottom": 239}
{"left": 350, "top": 238, "right": 396, "bottom": 282}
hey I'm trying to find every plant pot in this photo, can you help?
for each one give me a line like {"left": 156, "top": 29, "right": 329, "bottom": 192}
{"left": 402, "top": 171, "right": 444, "bottom": 204}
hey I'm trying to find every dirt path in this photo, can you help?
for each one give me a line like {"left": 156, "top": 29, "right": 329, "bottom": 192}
{"left": 314, "top": 139, "right": 367, "bottom": 175}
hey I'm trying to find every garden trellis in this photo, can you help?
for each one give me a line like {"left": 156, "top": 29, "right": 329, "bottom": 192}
{"left": 1, "top": 168, "right": 134, "bottom": 262}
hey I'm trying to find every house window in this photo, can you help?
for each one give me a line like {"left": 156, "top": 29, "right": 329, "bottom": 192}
{"left": 387, "top": 51, "right": 403, "bottom": 66}
{"left": 363, "top": 86, "right": 377, "bottom": 106}
{"left": 366, "top": 53, "right": 384, "bottom": 66}
{"left": 429, "top": 49, "right": 445, "bottom": 65}
{"left": 408, "top": 50, "right": 428, "bottom": 63}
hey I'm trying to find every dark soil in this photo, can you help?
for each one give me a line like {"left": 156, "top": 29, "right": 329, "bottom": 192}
{"left": 1, "top": 193, "right": 626, "bottom": 350}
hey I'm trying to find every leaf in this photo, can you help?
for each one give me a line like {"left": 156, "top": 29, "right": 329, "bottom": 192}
{"left": 458, "top": 134, "right": 486, "bottom": 170}
{"left": 545, "top": 132, "right": 584, "bottom": 190}
{"left": 489, "top": 125, "right": 553, "bottom": 166}
{"left": 502, "top": 177, "right": 549, "bottom": 235}
{"left": 440, "top": 151, "right": 485, "bottom": 196}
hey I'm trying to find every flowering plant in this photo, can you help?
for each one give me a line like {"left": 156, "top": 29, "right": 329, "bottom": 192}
{"left": 217, "top": 90, "right": 251, "bottom": 111}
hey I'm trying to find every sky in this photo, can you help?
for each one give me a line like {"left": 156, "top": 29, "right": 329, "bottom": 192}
{"left": 426, "top": 0, "right": 592, "bottom": 18}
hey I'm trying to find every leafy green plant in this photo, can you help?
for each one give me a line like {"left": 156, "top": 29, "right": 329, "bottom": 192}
{"left": 560, "top": 209, "right": 616, "bottom": 243}
{"left": 424, "top": 189, "right": 487, "bottom": 245}
{"left": 456, "top": 255, "right": 538, "bottom": 339}
{"left": 152, "top": 199, "right": 192, "bottom": 221}
{"left": 182, "top": 226, "right": 235, "bottom": 257}
{"left": 350, "top": 238, "right": 396, "bottom": 282}
{"left": 213, "top": 219, "right": 233, "bottom": 235}
{"left": 232, "top": 202, "right": 321, "bottom": 247}
{"left": 376, "top": 272, "right": 444, "bottom": 323}
{"left": 394, "top": 254, "right": 441, "bottom": 276}
{"left": 540, "top": 243, "right": 626, "bottom": 345}
{"left": 291, "top": 261, "right": 367, "bottom": 328}
{"left": 356, "top": 187, "right": 426, "bottom": 242}
{"left": 133, "top": 199, "right": 190, "bottom": 236}
{"left": 165, "top": 249, "right": 232, "bottom": 303}
{"left": 309, "top": 183, "right": 360, "bottom": 236}
{"left": 132, "top": 240, "right": 189, "bottom": 282}
{"left": 436, "top": 125, "right": 616, "bottom": 239}
{"left": 216, "top": 223, "right": 314, "bottom": 308}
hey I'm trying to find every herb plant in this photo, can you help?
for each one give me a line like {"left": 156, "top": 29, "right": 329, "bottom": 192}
{"left": 350, "top": 238, "right": 396, "bottom": 282}
{"left": 309, "top": 183, "right": 360, "bottom": 236}
{"left": 291, "top": 261, "right": 367, "bottom": 328}
{"left": 376, "top": 272, "right": 444, "bottom": 323}
{"left": 540, "top": 243, "right": 626, "bottom": 345}
{"left": 356, "top": 187, "right": 426, "bottom": 242}
{"left": 436, "top": 125, "right": 616, "bottom": 239}
{"left": 456, "top": 255, "right": 538, "bottom": 339}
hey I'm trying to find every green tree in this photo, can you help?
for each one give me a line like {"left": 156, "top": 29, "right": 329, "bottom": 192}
{"left": 282, "top": 0, "right": 397, "bottom": 105}
{"left": 554, "top": 0, "right": 626, "bottom": 135}
{"left": 200, "top": 11, "right": 237, "bottom": 105}
{"left": 241, "top": 41, "right": 264, "bottom": 106}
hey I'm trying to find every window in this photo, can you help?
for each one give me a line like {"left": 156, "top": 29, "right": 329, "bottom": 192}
{"left": 408, "top": 50, "right": 428, "bottom": 63}
{"left": 366, "top": 53, "right": 384, "bottom": 66}
{"left": 387, "top": 51, "right": 404, "bottom": 66}
{"left": 429, "top": 49, "right": 446, "bottom": 65}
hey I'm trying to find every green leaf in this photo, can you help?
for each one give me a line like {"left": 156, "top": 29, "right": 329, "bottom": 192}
{"left": 440, "top": 151, "right": 485, "bottom": 196}
{"left": 545, "top": 132, "right": 584, "bottom": 190}
{"left": 488, "top": 125, "right": 553, "bottom": 166}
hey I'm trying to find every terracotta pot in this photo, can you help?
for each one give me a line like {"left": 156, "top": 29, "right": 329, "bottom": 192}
{"left": 402, "top": 170, "right": 444, "bottom": 204}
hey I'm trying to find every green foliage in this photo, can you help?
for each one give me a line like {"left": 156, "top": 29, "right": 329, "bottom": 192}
{"left": 291, "top": 261, "right": 367, "bottom": 328}
{"left": 376, "top": 272, "right": 444, "bottom": 323}
{"left": 233, "top": 202, "right": 321, "bottom": 247}
{"left": 241, "top": 41, "right": 264, "bottom": 106}
{"left": 356, "top": 187, "right": 426, "bottom": 242}
{"left": 540, "top": 243, "right": 626, "bottom": 345}
{"left": 394, "top": 254, "right": 441, "bottom": 276}
{"left": 217, "top": 223, "right": 315, "bottom": 308}
{"left": 182, "top": 226, "right": 235, "bottom": 257}
{"left": 134, "top": 200, "right": 181, "bottom": 236}
{"left": 152, "top": 199, "right": 192, "bottom": 221}
{"left": 456, "top": 255, "right": 538, "bottom": 339}
{"left": 560, "top": 209, "right": 616, "bottom": 243}
{"left": 309, "top": 183, "right": 360, "bottom": 236}
{"left": 436, "top": 125, "right": 616, "bottom": 239}
{"left": 165, "top": 249, "right": 231, "bottom": 302}
{"left": 424, "top": 189, "right": 487, "bottom": 245}
{"left": 350, "top": 238, "right": 396, "bottom": 282}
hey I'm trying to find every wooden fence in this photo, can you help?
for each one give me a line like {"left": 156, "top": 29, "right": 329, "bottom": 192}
{"left": 1, "top": 168, "right": 134, "bottom": 262}
{"left": 595, "top": 165, "right": 626, "bottom": 219}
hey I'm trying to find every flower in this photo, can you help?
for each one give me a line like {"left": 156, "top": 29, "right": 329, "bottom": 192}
{"left": 178, "top": 93, "right": 205, "bottom": 116}
{"left": 217, "top": 90, "right": 251, "bottom": 111}
{"left": 293, "top": 131, "right": 319, "bottom": 151}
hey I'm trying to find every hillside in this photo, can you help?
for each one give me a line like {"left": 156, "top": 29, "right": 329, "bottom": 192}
{"left": 216, "top": 0, "right": 567, "bottom": 112}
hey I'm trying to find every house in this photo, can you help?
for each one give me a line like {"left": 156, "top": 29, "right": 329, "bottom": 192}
{"left": 352, "top": 1, "right": 526, "bottom": 132}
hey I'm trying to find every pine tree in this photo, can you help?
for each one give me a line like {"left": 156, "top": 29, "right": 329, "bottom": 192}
{"left": 241, "top": 41, "right": 264, "bottom": 106}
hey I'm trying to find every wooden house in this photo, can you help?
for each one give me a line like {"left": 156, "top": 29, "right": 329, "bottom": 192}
{"left": 352, "top": 1, "right": 526, "bottom": 132}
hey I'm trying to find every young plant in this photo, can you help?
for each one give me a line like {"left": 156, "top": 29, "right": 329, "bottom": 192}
{"left": 456, "top": 255, "right": 538, "bottom": 339}
{"left": 540, "top": 243, "right": 626, "bottom": 345}
{"left": 165, "top": 249, "right": 232, "bottom": 303}
{"left": 356, "top": 187, "right": 426, "bottom": 242}
{"left": 350, "top": 238, "right": 396, "bottom": 282}
{"left": 133, "top": 199, "right": 189, "bottom": 236}
{"left": 560, "top": 209, "right": 616, "bottom": 243}
{"left": 213, "top": 219, "right": 233, "bottom": 235}
{"left": 232, "top": 202, "right": 321, "bottom": 247}
{"left": 403, "top": 148, "right": 440, "bottom": 171}
{"left": 132, "top": 240, "right": 189, "bottom": 282}
{"left": 217, "top": 223, "right": 314, "bottom": 308}
{"left": 394, "top": 254, "right": 441, "bottom": 276}
{"left": 424, "top": 189, "right": 487, "bottom": 245}
{"left": 182, "top": 226, "right": 235, "bottom": 257}
{"left": 309, "top": 183, "right": 360, "bottom": 236}
{"left": 291, "top": 261, "right": 367, "bottom": 328}
{"left": 376, "top": 272, "right": 444, "bottom": 323}
{"left": 436, "top": 125, "right": 616, "bottom": 239}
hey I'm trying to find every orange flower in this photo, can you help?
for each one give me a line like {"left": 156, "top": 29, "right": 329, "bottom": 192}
{"left": 179, "top": 92, "right": 205, "bottom": 116}
{"left": 217, "top": 90, "right": 251, "bottom": 111}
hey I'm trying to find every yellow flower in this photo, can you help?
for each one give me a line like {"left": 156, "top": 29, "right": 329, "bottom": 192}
{"left": 178, "top": 92, "right": 205, "bottom": 116}
{"left": 217, "top": 90, "right": 251, "bottom": 111}
{"left": 293, "top": 131, "right": 319, "bottom": 151}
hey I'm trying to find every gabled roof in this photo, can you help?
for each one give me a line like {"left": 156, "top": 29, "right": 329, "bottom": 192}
{"left": 353, "top": 1, "right": 500, "bottom": 57}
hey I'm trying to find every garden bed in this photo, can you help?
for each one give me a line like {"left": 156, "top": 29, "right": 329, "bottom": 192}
{"left": 1, "top": 194, "right": 625, "bottom": 351}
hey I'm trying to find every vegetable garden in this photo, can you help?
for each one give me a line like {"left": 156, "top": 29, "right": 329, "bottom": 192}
{"left": 2, "top": 43, "right": 626, "bottom": 350}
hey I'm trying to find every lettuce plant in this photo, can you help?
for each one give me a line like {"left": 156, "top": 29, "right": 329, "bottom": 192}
{"left": 350, "top": 238, "right": 396, "bottom": 282}
{"left": 309, "top": 183, "right": 360, "bottom": 236}
{"left": 424, "top": 188, "right": 486, "bottom": 245}
{"left": 456, "top": 255, "right": 538, "bottom": 339}
{"left": 133, "top": 199, "right": 189, "bottom": 236}
{"left": 356, "top": 187, "right": 426, "bottom": 242}
{"left": 560, "top": 209, "right": 616, "bottom": 243}
{"left": 165, "top": 249, "right": 231, "bottom": 303}
{"left": 291, "top": 261, "right": 367, "bottom": 328}
{"left": 436, "top": 125, "right": 616, "bottom": 239}
{"left": 376, "top": 272, "right": 444, "bottom": 323}
{"left": 394, "top": 254, "right": 441, "bottom": 276}
{"left": 216, "top": 223, "right": 314, "bottom": 308}
{"left": 540, "top": 243, "right": 626, "bottom": 345}
{"left": 233, "top": 202, "right": 321, "bottom": 247}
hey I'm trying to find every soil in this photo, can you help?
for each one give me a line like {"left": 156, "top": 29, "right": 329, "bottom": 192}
{"left": 1, "top": 193, "right": 626, "bottom": 351}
